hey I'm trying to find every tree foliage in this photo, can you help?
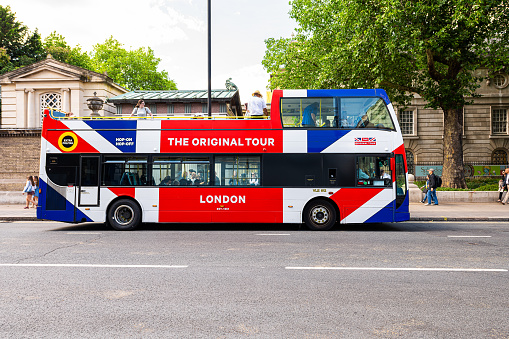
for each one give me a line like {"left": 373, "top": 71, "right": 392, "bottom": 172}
{"left": 91, "top": 37, "right": 177, "bottom": 91}
{"left": 0, "top": 5, "right": 44, "bottom": 74}
{"left": 263, "top": 0, "right": 509, "bottom": 188}
{"left": 0, "top": 5, "right": 177, "bottom": 90}
{"left": 43, "top": 32, "right": 93, "bottom": 70}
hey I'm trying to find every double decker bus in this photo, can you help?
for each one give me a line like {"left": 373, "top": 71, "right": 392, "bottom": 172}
{"left": 38, "top": 89, "right": 409, "bottom": 230}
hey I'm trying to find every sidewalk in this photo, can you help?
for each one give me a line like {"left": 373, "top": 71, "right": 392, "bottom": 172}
{"left": 0, "top": 203, "right": 507, "bottom": 222}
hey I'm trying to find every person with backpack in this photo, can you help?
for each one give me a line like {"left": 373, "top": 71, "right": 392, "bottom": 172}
{"left": 425, "top": 168, "right": 439, "bottom": 206}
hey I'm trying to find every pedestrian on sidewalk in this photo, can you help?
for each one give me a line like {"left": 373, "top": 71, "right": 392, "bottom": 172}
{"left": 501, "top": 168, "right": 509, "bottom": 205}
{"left": 22, "top": 175, "right": 36, "bottom": 209}
{"left": 425, "top": 168, "right": 439, "bottom": 206}
{"left": 32, "top": 176, "right": 39, "bottom": 208}
{"left": 420, "top": 174, "right": 433, "bottom": 203}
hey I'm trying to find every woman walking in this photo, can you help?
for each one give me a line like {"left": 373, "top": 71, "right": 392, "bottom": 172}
{"left": 22, "top": 176, "right": 36, "bottom": 209}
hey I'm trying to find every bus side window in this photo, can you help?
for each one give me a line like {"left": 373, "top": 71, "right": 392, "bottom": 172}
{"left": 215, "top": 156, "right": 260, "bottom": 186}
{"left": 356, "top": 156, "right": 392, "bottom": 187}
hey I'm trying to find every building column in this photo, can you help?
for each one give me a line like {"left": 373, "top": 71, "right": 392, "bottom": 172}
{"left": 62, "top": 88, "right": 70, "bottom": 113}
{"left": 26, "top": 89, "right": 35, "bottom": 129}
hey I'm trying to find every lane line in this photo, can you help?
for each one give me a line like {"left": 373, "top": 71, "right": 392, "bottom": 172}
{"left": 0, "top": 264, "right": 188, "bottom": 268}
{"left": 66, "top": 232, "right": 102, "bottom": 235}
{"left": 447, "top": 236, "right": 492, "bottom": 238}
{"left": 285, "top": 267, "right": 507, "bottom": 272}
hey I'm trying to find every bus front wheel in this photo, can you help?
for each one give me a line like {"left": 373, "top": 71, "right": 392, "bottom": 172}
{"left": 107, "top": 199, "right": 141, "bottom": 231}
{"left": 304, "top": 200, "right": 337, "bottom": 231}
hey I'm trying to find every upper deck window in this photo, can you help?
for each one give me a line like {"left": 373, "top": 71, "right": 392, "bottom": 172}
{"left": 281, "top": 97, "right": 395, "bottom": 130}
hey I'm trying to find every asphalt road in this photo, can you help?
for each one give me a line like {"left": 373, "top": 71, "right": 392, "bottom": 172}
{"left": 1, "top": 221, "right": 508, "bottom": 338}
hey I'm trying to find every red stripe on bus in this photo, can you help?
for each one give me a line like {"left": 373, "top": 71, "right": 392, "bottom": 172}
{"left": 330, "top": 188, "right": 384, "bottom": 221}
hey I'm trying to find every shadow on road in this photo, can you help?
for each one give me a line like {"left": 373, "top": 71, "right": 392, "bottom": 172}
{"left": 49, "top": 221, "right": 451, "bottom": 233}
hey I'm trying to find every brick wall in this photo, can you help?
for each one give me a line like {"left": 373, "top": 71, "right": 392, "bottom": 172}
{"left": 0, "top": 133, "right": 41, "bottom": 190}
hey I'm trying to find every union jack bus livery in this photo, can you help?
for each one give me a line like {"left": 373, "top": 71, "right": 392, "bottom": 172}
{"left": 38, "top": 89, "right": 409, "bottom": 230}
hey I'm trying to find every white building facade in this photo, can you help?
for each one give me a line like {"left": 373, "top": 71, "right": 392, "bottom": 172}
{"left": 0, "top": 56, "right": 127, "bottom": 129}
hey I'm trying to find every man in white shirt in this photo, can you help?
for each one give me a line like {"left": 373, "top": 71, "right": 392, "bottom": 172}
{"left": 247, "top": 90, "right": 268, "bottom": 118}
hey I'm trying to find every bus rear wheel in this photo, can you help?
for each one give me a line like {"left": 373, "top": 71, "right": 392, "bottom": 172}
{"left": 107, "top": 199, "right": 141, "bottom": 231}
{"left": 304, "top": 200, "right": 337, "bottom": 231}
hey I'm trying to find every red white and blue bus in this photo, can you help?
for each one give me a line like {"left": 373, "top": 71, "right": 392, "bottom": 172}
{"left": 38, "top": 89, "right": 409, "bottom": 230}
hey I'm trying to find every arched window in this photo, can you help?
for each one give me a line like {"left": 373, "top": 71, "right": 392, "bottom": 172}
{"left": 492, "top": 149, "right": 508, "bottom": 165}
{"left": 405, "top": 150, "right": 415, "bottom": 175}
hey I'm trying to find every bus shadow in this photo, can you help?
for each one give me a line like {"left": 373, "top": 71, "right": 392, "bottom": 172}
{"left": 50, "top": 221, "right": 444, "bottom": 233}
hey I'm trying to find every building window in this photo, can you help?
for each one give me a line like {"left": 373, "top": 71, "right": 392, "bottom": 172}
{"left": 219, "top": 103, "right": 227, "bottom": 113}
{"left": 493, "top": 73, "right": 509, "bottom": 89}
{"left": 185, "top": 103, "right": 192, "bottom": 114}
{"left": 492, "top": 149, "right": 508, "bottom": 165}
{"left": 399, "top": 109, "right": 414, "bottom": 135}
{"left": 149, "top": 104, "right": 157, "bottom": 116}
{"left": 115, "top": 105, "right": 122, "bottom": 115}
{"left": 168, "top": 104, "right": 174, "bottom": 114}
{"left": 40, "top": 92, "right": 62, "bottom": 124}
{"left": 492, "top": 108, "right": 507, "bottom": 135}
{"left": 406, "top": 150, "right": 415, "bottom": 175}
{"left": 202, "top": 104, "right": 208, "bottom": 113}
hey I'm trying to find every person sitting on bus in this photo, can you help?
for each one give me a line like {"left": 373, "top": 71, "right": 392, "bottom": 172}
{"left": 229, "top": 171, "right": 238, "bottom": 185}
{"left": 250, "top": 173, "right": 259, "bottom": 186}
{"left": 302, "top": 102, "right": 319, "bottom": 127}
{"left": 356, "top": 114, "right": 374, "bottom": 128}
{"left": 357, "top": 168, "right": 370, "bottom": 179}
{"left": 380, "top": 170, "right": 391, "bottom": 179}
{"left": 160, "top": 176, "right": 172, "bottom": 185}
{"left": 180, "top": 171, "right": 189, "bottom": 186}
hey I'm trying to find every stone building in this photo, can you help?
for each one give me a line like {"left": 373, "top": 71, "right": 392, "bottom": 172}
{"left": 0, "top": 55, "right": 127, "bottom": 129}
{"left": 0, "top": 57, "right": 127, "bottom": 191}
{"left": 396, "top": 69, "right": 509, "bottom": 177}
{"left": 108, "top": 89, "right": 243, "bottom": 117}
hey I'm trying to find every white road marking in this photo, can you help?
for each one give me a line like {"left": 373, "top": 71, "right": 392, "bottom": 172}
{"left": 285, "top": 267, "right": 507, "bottom": 272}
{"left": 256, "top": 234, "right": 291, "bottom": 236}
{"left": 0, "top": 264, "right": 188, "bottom": 268}
{"left": 66, "top": 232, "right": 102, "bottom": 235}
{"left": 447, "top": 236, "right": 492, "bottom": 238}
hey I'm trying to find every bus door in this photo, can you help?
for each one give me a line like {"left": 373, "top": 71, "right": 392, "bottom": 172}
{"left": 394, "top": 154, "right": 409, "bottom": 221}
{"left": 79, "top": 156, "right": 100, "bottom": 206}
{"left": 42, "top": 154, "right": 79, "bottom": 222}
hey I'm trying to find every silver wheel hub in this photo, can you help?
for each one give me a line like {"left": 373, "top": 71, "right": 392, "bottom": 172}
{"left": 310, "top": 206, "right": 329, "bottom": 224}
{"left": 114, "top": 205, "right": 134, "bottom": 225}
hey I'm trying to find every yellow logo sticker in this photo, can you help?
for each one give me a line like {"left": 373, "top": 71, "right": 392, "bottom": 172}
{"left": 58, "top": 132, "right": 78, "bottom": 152}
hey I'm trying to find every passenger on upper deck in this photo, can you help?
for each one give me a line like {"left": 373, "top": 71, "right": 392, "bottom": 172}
{"left": 302, "top": 102, "right": 319, "bottom": 127}
{"left": 246, "top": 90, "right": 268, "bottom": 118}
{"left": 130, "top": 99, "right": 153, "bottom": 119}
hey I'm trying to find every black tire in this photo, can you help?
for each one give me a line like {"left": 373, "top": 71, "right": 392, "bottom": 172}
{"left": 303, "top": 200, "right": 337, "bottom": 231}
{"left": 107, "top": 199, "right": 141, "bottom": 231}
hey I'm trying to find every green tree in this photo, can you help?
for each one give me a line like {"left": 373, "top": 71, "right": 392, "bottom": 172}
{"left": 263, "top": 0, "right": 509, "bottom": 188}
{"left": 91, "top": 37, "right": 177, "bottom": 91}
{"left": 43, "top": 31, "right": 92, "bottom": 69}
{"left": 0, "top": 5, "right": 44, "bottom": 73}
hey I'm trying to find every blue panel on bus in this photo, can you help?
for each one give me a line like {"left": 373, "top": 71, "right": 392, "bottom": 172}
{"left": 395, "top": 194, "right": 410, "bottom": 222}
{"left": 96, "top": 130, "right": 137, "bottom": 153}
{"left": 364, "top": 201, "right": 395, "bottom": 223}
{"left": 307, "top": 89, "right": 391, "bottom": 105}
{"left": 84, "top": 120, "right": 137, "bottom": 130}
{"left": 307, "top": 130, "right": 351, "bottom": 153}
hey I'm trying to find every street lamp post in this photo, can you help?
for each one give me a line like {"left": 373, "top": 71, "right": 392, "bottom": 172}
{"left": 207, "top": 0, "right": 212, "bottom": 117}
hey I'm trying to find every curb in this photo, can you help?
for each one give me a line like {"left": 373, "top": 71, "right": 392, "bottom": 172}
{"left": 409, "top": 217, "right": 509, "bottom": 222}
{"left": 0, "top": 217, "right": 39, "bottom": 222}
